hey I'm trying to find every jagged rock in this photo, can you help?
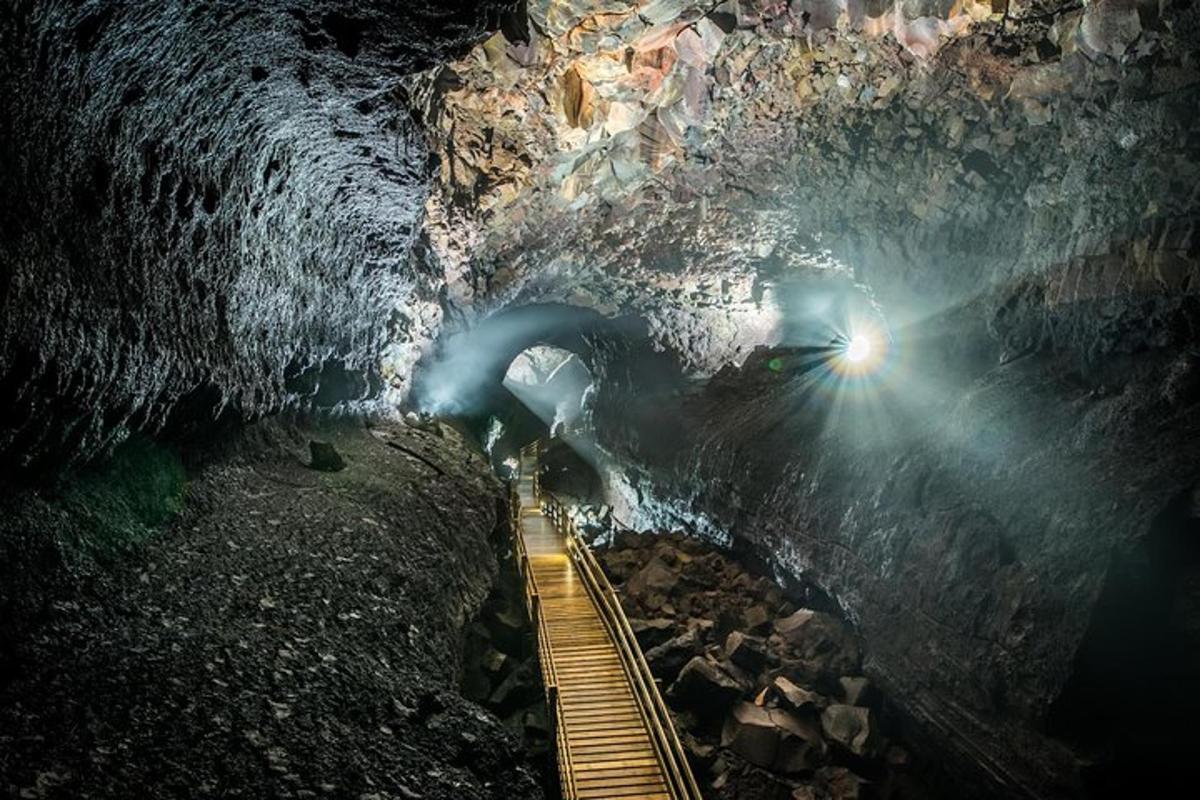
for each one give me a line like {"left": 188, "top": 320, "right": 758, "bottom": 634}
{"left": 821, "top": 705, "right": 878, "bottom": 758}
{"left": 522, "top": 707, "right": 550, "bottom": 737}
{"left": 839, "top": 676, "right": 877, "bottom": 708}
{"left": 774, "top": 609, "right": 861, "bottom": 678}
{"left": 774, "top": 609, "right": 817, "bottom": 641}
{"left": 725, "top": 630, "right": 769, "bottom": 674}
{"left": 669, "top": 656, "right": 745, "bottom": 711}
{"left": 742, "top": 603, "right": 772, "bottom": 632}
{"left": 645, "top": 627, "right": 704, "bottom": 681}
{"left": 602, "top": 548, "right": 645, "bottom": 582}
{"left": 486, "top": 607, "right": 528, "bottom": 653}
{"left": 818, "top": 766, "right": 871, "bottom": 800}
{"left": 631, "top": 617, "right": 677, "bottom": 650}
{"left": 489, "top": 658, "right": 541, "bottom": 714}
{"left": 308, "top": 441, "right": 346, "bottom": 472}
{"left": 770, "top": 676, "right": 824, "bottom": 713}
{"left": 1079, "top": 0, "right": 1142, "bottom": 58}
{"left": 482, "top": 648, "right": 509, "bottom": 675}
{"left": 681, "top": 731, "right": 717, "bottom": 766}
{"left": 627, "top": 557, "right": 680, "bottom": 599}
{"left": 721, "top": 702, "right": 827, "bottom": 773}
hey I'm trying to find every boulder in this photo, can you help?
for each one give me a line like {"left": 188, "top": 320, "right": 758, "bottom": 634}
{"left": 774, "top": 609, "right": 861, "bottom": 678}
{"left": 725, "top": 630, "right": 769, "bottom": 674}
{"left": 630, "top": 617, "right": 677, "bottom": 650}
{"left": 668, "top": 656, "right": 744, "bottom": 711}
{"left": 627, "top": 557, "right": 679, "bottom": 599}
{"left": 680, "top": 731, "right": 717, "bottom": 767}
{"left": 742, "top": 603, "right": 772, "bottom": 632}
{"left": 308, "top": 440, "right": 346, "bottom": 472}
{"left": 486, "top": 607, "right": 527, "bottom": 653}
{"left": 770, "top": 676, "right": 824, "bottom": 713}
{"left": 821, "top": 704, "right": 878, "bottom": 758}
{"left": 839, "top": 676, "right": 878, "bottom": 708}
{"left": 488, "top": 658, "right": 540, "bottom": 714}
{"left": 721, "top": 701, "right": 826, "bottom": 774}
{"left": 645, "top": 627, "right": 703, "bottom": 682}
{"left": 481, "top": 647, "right": 509, "bottom": 676}
{"left": 774, "top": 609, "right": 817, "bottom": 641}
{"left": 1079, "top": 0, "right": 1142, "bottom": 58}
{"left": 817, "top": 766, "right": 871, "bottom": 800}
{"left": 600, "top": 548, "right": 644, "bottom": 582}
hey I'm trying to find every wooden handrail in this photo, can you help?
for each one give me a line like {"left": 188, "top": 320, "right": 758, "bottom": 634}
{"left": 509, "top": 476, "right": 577, "bottom": 799}
{"left": 538, "top": 491, "right": 703, "bottom": 800}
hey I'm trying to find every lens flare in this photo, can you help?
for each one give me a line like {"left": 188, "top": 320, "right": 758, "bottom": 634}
{"left": 834, "top": 326, "right": 888, "bottom": 376}
{"left": 845, "top": 335, "right": 872, "bottom": 363}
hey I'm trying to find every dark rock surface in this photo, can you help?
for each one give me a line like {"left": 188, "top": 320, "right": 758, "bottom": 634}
{"left": 596, "top": 339, "right": 1200, "bottom": 797}
{"left": 597, "top": 530, "right": 940, "bottom": 800}
{"left": 0, "top": 1, "right": 509, "bottom": 470}
{"left": 307, "top": 439, "right": 346, "bottom": 472}
{"left": 0, "top": 419, "right": 543, "bottom": 799}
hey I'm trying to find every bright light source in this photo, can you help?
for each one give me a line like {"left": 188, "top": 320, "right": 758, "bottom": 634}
{"left": 832, "top": 326, "right": 888, "bottom": 377}
{"left": 844, "top": 334, "right": 872, "bottom": 363}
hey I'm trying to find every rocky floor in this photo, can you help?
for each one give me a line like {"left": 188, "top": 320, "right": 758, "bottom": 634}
{"left": 598, "top": 530, "right": 945, "bottom": 800}
{"left": 0, "top": 419, "right": 543, "bottom": 800}
{"left": 459, "top": 548, "right": 554, "bottom": 774}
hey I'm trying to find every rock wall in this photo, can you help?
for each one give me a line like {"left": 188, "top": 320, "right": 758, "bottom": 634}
{"left": 591, "top": 330, "right": 1200, "bottom": 797}
{"left": 402, "top": 6, "right": 1200, "bottom": 792}
{"left": 0, "top": 1, "right": 507, "bottom": 470}
{"left": 411, "top": 0, "right": 1200, "bottom": 378}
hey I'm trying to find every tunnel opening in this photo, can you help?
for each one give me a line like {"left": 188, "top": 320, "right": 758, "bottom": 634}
{"left": 410, "top": 303, "right": 655, "bottom": 488}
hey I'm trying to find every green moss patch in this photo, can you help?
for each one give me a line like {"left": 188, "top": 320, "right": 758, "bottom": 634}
{"left": 57, "top": 435, "right": 187, "bottom": 563}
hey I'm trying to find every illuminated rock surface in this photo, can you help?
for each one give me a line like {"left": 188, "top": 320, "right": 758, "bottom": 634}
{"left": 1, "top": 0, "right": 1198, "bottom": 798}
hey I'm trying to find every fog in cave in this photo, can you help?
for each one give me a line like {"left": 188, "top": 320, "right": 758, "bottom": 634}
{"left": 1, "top": 2, "right": 1198, "bottom": 799}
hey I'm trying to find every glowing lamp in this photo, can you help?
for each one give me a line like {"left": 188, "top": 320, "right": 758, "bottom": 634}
{"left": 844, "top": 334, "right": 872, "bottom": 363}
{"left": 834, "top": 327, "right": 887, "bottom": 376}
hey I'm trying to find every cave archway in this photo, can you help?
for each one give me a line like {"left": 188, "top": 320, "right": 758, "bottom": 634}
{"left": 411, "top": 303, "right": 679, "bottom": 476}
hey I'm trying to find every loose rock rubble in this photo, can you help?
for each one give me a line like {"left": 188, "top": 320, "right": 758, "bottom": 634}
{"left": 598, "top": 530, "right": 941, "bottom": 799}
{"left": 0, "top": 420, "right": 543, "bottom": 800}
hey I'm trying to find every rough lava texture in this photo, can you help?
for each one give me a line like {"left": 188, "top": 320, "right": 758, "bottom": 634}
{"left": 2, "top": 1, "right": 1199, "bottom": 798}
{"left": 0, "top": 419, "right": 544, "bottom": 800}
{"left": 409, "top": 0, "right": 1199, "bottom": 378}
{"left": 0, "top": 0, "right": 510, "bottom": 470}
{"left": 402, "top": 1, "right": 1200, "bottom": 796}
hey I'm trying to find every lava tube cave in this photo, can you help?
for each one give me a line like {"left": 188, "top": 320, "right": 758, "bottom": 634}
{"left": 1, "top": 2, "right": 1198, "bottom": 799}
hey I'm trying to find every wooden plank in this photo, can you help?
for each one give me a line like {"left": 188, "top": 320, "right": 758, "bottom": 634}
{"left": 515, "top": 454, "right": 690, "bottom": 800}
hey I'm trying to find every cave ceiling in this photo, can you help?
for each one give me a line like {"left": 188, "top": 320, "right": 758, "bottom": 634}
{"left": 398, "top": 0, "right": 1197, "bottom": 389}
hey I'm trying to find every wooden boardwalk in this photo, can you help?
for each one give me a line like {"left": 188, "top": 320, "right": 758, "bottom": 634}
{"left": 512, "top": 448, "right": 701, "bottom": 800}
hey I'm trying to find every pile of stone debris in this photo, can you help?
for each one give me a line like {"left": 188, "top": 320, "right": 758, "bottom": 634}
{"left": 599, "top": 531, "right": 941, "bottom": 800}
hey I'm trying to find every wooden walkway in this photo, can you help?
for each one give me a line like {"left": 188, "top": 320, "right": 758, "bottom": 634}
{"left": 511, "top": 446, "right": 701, "bottom": 800}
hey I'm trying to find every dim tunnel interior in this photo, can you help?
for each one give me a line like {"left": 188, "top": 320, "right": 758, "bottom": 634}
{"left": 2, "top": 2, "right": 1199, "bottom": 800}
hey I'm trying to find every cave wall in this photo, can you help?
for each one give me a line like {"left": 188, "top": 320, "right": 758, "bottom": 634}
{"left": 0, "top": 0, "right": 508, "bottom": 471}
{"left": 401, "top": 5, "right": 1200, "bottom": 792}
{"left": 591, "top": 301, "right": 1200, "bottom": 797}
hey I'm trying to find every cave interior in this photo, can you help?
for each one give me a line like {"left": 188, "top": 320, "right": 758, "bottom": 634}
{"left": 1, "top": 1, "right": 1198, "bottom": 799}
